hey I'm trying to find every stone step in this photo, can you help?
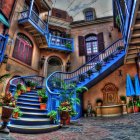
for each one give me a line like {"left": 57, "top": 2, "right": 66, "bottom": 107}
{"left": 8, "top": 124, "right": 60, "bottom": 134}
{"left": 21, "top": 111, "right": 48, "bottom": 118}
{"left": 10, "top": 117, "right": 50, "bottom": 126}
{"left": 18, "top": 106, "right": 47, "bottom": 113}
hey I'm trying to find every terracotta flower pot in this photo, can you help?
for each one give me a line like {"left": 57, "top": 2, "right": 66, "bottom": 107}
{"left": 26, "top": 87, "right": 31, "bottom": 92}
{"left": 134, "top": 106, "right": 139, "bottom": 112}
{"left": 1, "top": 106, "right": 14, "bottom": 122}
{"left": 60, "top": 111, "right": 70, "bottom": 125}
{"left": 127, "top": 107, "right": 133, "bottom": 113}
{"left": 17, "top": 90, "right": 21, "bottom": 96}
{"left": 12, "top": 112, "right": 19, "bottom": 119}
{"left": 40, "top": 103, "right": 46, "bottom": 110}
{"left": 97, "top": 102, "right": 102, "bottom": 106}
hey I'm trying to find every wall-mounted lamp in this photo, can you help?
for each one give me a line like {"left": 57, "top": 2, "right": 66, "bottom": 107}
{"left": 66, "top": 60, "right": 71, "bottom": 72}
{"left": 2, "top": 54, "right": 8, "bottom": 64}
{"left": 118, "top": 69, "right": 122, "bottom": 77}
{"left": 39, "top": 56, "right": 45, "bottom": 69}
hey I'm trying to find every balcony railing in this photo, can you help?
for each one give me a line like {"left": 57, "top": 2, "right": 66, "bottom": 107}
{"left": 115, "top": 0, "right": 137, "bottom": 44}
{"left": 19, "top": 10, "right": 48, "bottom": 35}
{"left": 0, "top": 34, "right": 9, "bottom": 63}
{"left": 48, "top": 34, "right": 74, "bottom": 52}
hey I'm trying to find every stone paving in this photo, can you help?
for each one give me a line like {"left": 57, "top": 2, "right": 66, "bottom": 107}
{"left": 1, "top": 113, "right": 140, "bottom": 140}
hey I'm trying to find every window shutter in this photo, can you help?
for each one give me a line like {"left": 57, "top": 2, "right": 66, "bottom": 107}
{"left": 78, "top": 36, "right": 86, "bottom": 56}
{"left": 98, "top": 32, "right": 105, "bottom": 52}
{"left": 12, "top": 38, "right": 20, "bottom": 58}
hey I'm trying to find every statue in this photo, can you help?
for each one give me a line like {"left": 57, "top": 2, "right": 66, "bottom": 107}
{"left": 87, "top": 100, "right": 92, "bottom": 117}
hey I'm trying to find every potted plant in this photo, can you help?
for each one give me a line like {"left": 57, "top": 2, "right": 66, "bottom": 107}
{"left": 134, "top": 98, "right": 140, "bottom": 112}
{"left": 26, "top": 80, "right": 32, "bottom": 91}
{"left": 40, "top": 94, "right": 48, "bottom": 110}
{"left": 95, "top": 63, "right": 102, "bottom": 72}
{"left": 79, "top": 74, "right": 86, "bottom": 82}
{"left": 116, "top": 15, "right": 121, "bottom": 31}
{"left": 0, "top": 92, "right": 16, "bottom": 133}
{"left": 48, "top": 110, "right": 57, "bottom": 124}
{"left": 86, "top": 70, "right": 93, "bottom": 78}
{"left": 20, "top": 84, "right": 26, "bottom": 94}
{"left": 12, "top": 107, "right": 23, "bottom": 119}
{"left": 58, "top": 80, "right": 88, "bottom": 125}
{"left": 120, "top": 95, "right": 126, "bottom": 104}
{"left": 103, "top": 56, "right": 109, "bottom": 63}
{"left": 65, "top": 43, "right": 72, "bottom": 50}
{"left": 96, "top": 98, "right": 103, "bottom": 106}
{"left": 31, "top": 82, "right": 38, "bottom": 90}
{"left": 16, "top": 83, "right": 22, "bottom": 95}
{"left": 127, "top": 99, "right": 133, "bottom": 113}
{"left": 116, "top": 46, "right": 124, "bottom": 53}
{"left": 37, "top": 89, "right": 46, "bottom": 102}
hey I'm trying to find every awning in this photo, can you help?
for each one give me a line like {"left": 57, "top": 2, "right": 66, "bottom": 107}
{"left": 0, "top": 13, "right": 10, "bottom": 27}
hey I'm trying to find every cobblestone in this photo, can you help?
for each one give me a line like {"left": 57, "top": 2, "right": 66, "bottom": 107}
{"left": 1, "top": 113, "right": 140, "bottom": 140}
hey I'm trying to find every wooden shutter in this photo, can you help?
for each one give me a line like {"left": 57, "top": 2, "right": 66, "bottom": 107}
{"left": 78, "top": 36, "right": 86, "bottom": 56}
{"left": 12, "top": 38, "right": 20, "bottom": 58}
{"left": 98, "top": 32, "right": 105, "bottom": 52}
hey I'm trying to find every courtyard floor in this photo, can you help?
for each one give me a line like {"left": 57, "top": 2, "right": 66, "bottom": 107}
{"left": 1, "top": 113, "right": 140, "bottom": 140}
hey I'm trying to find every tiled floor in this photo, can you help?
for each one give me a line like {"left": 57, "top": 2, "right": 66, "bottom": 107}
{"left": 1, "top": 113, "right": 140, "bottom": 140}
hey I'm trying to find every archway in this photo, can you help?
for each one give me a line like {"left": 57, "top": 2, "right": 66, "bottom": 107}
{"left": 47, "top": 56, "right": 63, "bottom": 76}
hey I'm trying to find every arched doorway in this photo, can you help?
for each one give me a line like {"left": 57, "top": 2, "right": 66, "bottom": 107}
{"left": 47, "top": 56, "right": 63, "bottom": 76}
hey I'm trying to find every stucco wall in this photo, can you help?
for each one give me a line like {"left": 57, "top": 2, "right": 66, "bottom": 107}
{"left": 83, "top": 63, "right": 137, "bottom": 111}
{"left": 70, "top": 21, "right": 122, "bottom": 71}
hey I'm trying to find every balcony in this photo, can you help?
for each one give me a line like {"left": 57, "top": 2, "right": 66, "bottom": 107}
{"left": 48, "top": 34, "right": 74, "bottom": 52}
{"left": 0, "top": 34, "right": 8, "bottom": 63}
{"left": 18, "top": 10, "right": 48, "bottom": 36}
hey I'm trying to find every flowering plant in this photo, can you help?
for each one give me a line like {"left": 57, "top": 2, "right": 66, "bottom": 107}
{"left": 1, "top": 92, "right": 16, "bottom": 107}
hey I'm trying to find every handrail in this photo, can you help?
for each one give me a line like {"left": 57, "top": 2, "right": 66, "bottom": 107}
{"left": 10, "top": 75, "right": 45, "bottom": 93}
{"left": 46, "top": 38, "right": 124, "bottom": 94}
{"left": 49, "top": 34, "right": 74, "bottom": 51}
{"left": 19, "top": 10, "right": 48, "bottom": 34}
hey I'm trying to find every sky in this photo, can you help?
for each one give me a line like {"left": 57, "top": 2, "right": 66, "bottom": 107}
{"left": 51, "top": 0, "right": 113, "bottom": 21}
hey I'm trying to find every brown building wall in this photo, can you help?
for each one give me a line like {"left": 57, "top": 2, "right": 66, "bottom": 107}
{"left": 70, "top": 21, "right": 122, "bottom": 71}
{"left": 83, "top": 63, "right": 137, "bottom": 111}
{"left": 1, "top": 0, "right": 15, "bottom": 19}
{"left": 0, "top": 0, "right": 40, "bottom": 81}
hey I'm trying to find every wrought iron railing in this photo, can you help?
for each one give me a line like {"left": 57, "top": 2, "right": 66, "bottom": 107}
{"left": 19, "top": 10, "right": 48, "bottom": 34}
{"left": 46, "top": 39, "right": 124, "bottom": 93}
{"left": 10, "top": 75, "right": 45, "bottom": 93}
{"left": 0, "top": 34, "right": 9, "bottom": 63}
{"left": 115, "top": 0, "right": 136, "bottom": 44}
{"left": 49, "top": 34, "right": 74, "bottom": 52}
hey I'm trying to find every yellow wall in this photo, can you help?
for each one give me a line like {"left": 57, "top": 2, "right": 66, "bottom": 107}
{"left": 83, "top": 63, "right": 137, "bottom": 110}
{"left": 70, "top": 21, "right": 122, "bottom": 71}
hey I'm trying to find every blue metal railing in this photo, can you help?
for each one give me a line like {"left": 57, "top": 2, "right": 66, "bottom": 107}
{"left": 19, "top": 10, "right": 48, "bottom": 35}
{"left": 48, "top": 34, "right": 74, "bottom": 52}
{"left": 0, "top": 34, "right": 9, "bottom": 63}
{"left": 115, "top": 0, "right": 137, "bottom": 45}
{"left": 46, "top": 39, "right": 124, "bottom": 111}
{"left": 10, "top": 75, "right": 45, "bottom": 94}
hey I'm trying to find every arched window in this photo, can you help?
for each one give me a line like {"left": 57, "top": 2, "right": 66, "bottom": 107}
{"left": 85, "top": 34, "right": 98, "bottom": 55}
{"left": 84, "top": 8, "right": 96, "bottom": 21}
{"left": 13, "top": 33, "right": 33, "bottom": 65}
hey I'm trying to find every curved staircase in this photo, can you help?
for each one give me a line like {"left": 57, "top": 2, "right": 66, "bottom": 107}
{"left": 9, "top": 77, "right": 60, "bottom": 134}
{"left": 46, "top": 39, "right": 125, "bottom": 118}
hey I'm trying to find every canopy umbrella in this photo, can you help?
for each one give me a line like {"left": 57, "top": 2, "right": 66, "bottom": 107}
{"left": 126, "top": 74, "right": 135, "bottom": 113}
{"left": 134, "top": 74, "right": 140, "bottom": 96}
